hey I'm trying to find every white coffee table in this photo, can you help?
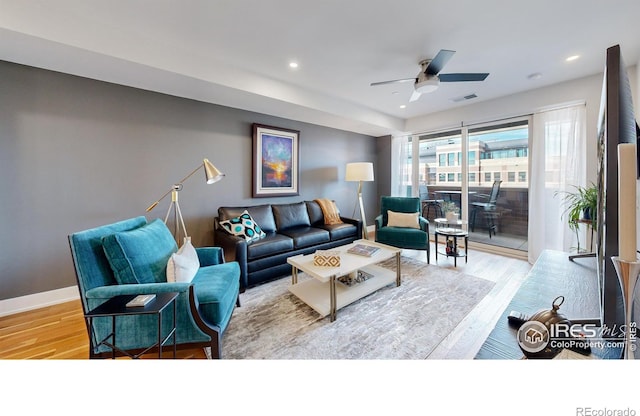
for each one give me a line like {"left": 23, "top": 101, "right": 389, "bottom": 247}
{"left": 286, "top": 239, "right": 401, "bottom": 321}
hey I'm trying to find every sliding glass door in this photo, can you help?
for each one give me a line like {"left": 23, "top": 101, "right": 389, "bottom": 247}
{"left": 410, "top": 118, "right": 530, "bottom": 253}
{"left": 467, "top": 121, "right": 529, "bottom": 251}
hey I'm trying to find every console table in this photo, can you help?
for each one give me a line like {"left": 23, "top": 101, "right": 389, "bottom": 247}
{"left": 475, "top": 249, "right": 620, "bottom": 359}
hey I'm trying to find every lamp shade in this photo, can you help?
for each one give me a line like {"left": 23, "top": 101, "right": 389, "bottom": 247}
{"left": 203, "top": 158, "right": 225, "bottom": 184}
{"left": 345, "top": 162, "right": 374, "bottom": 182}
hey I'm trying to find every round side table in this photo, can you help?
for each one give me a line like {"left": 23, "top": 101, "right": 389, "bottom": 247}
{"left": 434, "top": 227, "right": 468, "bottom": 267}
{"left": 434, "top": 217, "right": 468, "bottom": 231}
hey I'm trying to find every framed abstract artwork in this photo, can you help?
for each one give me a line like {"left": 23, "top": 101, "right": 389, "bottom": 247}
{"left": 252, "top": 124, "right": 300, "bottom": 197}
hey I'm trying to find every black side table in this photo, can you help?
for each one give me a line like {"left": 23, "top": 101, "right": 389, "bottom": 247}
{"left": 434, "top": 228, "right": 469, "bottom": 267}
{"left": 85, "top": 292, "right": 179, "bottom": 359}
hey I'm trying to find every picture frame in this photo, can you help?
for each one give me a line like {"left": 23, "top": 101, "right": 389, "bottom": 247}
{"left": 252, "top": 123, "right": 300, "bottom": 198}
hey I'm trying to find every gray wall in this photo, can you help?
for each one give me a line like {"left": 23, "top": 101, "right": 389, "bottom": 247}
{"left": 375, "top": 135, "right": 392, "bottom": 214}
{"left": 0, "top": 60, "right": 377, "bottom": 301}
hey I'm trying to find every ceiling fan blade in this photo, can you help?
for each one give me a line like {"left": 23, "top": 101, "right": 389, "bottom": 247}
{"left": 409, "top": 90, "right": 422, "bottom": 102}
{"left": 370, "top": 78, "right": 416, "bottom": 86}
{"left": 425, "top": 49, "right": 455, "bottom": 75}
{"left": 439, "top": 73, "right": 489, "bottom": 82}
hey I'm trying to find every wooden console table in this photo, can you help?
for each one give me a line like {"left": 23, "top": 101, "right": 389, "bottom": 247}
{"left": 475, "top": 249, "right": 620, "bottom": 359}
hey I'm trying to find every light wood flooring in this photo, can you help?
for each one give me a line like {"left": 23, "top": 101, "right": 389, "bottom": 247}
{"left": 0, "top": 242, "right": 531, "bottom": 359}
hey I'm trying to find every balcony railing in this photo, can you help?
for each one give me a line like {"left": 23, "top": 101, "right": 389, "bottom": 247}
{"left": 413, "top": 185, "right": 529, "bottom": 252}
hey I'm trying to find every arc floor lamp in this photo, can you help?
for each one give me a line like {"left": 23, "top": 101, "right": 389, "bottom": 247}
{"left": 146, "top": 158, "right": 224, "bottom": 243}
{"left": 346, "top": 162, "right": 374, "bottom": 240}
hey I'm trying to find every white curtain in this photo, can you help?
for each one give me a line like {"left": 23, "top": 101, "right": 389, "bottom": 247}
{"left": 391, "top": 135, "right": 410, "bottom": 196}
{"left": 528, "top": 104, "right": 587, "bottom": 263}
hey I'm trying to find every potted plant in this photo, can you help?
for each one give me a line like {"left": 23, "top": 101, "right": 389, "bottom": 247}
{"left": 441, "top": 200, "right": 460, "bottom": 223}
{"left": 555, "top": 183, "right": 598, "bottom": 252}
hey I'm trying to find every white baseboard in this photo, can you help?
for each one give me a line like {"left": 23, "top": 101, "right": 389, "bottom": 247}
{"left": 0, "top": 286, "right": 80, "bottom": 317}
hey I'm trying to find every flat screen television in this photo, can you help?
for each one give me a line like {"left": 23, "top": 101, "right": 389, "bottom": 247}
{"left": 596, "top": 44, "right": 638, "bottom": 329}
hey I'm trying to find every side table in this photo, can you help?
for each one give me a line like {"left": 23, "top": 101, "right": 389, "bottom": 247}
{"left": 85, "top": 292, "right": 179, "bottom": 359}
{"left": 434, "top": 228, "right": 468, "bottom": 267}
{"left": 434, "top": 217, "right": 468, "bottom": 231}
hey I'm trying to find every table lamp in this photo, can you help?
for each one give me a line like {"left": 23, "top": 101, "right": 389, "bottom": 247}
{"left": 346, "top": 162, "right": 374, "bottom": 239}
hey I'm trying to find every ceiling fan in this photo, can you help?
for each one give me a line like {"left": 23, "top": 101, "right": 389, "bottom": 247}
{"left": 370, "top": 49, "right": 489, "bottom": 102}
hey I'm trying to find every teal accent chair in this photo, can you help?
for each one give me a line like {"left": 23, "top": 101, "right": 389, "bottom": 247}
{"left": 374, "top": 196, "right": 430, "bottom": 263}
{"left": 68, "top": 216, "right": 240, "bottom": 359}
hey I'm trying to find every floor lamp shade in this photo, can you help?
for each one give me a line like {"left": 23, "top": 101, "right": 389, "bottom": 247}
{"left": 346, "top": 162, "right": 374, "bottom": 239}
{"left": 345, "top": 162, "right": 374, "bottom": 182}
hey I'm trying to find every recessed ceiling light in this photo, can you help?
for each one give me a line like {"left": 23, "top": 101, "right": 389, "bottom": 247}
{"left": 566, "top": 55, "right": 580, "bottom": 62}
{"left": 399, "top": 105, "right": 406, "bottom": 109}
{"left": 289, "top": 62, "right": 299, "bottom": 69}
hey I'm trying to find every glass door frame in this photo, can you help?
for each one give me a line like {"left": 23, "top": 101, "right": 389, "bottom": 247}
{"left": 409, "top": 116, "right": 531, "bottom": 258}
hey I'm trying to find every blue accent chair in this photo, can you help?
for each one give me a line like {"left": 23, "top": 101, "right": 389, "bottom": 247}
{"left": 68, "top": 216, "right": 240, "bottom": 359}
{"left": 374, "top": 196, "right": 431, "bottom": 262}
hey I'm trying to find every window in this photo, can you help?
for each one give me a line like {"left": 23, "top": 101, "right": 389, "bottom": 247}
{"left": 469, "top": 151, "right": 476, "bottom": 165}
{"left": 405, "top": 119, "right": 529, "bottom": 254}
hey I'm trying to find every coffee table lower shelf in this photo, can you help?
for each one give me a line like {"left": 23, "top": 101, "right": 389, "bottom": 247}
{"left": 288, "top": 264, "right": 396, "bottom": 320}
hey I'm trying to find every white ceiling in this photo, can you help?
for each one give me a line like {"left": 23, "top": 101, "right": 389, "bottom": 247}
{"left": 1, "top": 0, "right": 640, "bottom": 137}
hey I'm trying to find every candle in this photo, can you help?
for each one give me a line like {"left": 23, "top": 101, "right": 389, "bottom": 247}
{"left": 618, "top": 143, "right": 637, "bottom": 262}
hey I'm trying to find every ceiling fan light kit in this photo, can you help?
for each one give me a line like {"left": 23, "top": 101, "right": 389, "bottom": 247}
{"left": 415, "top": 76, "right": 440, "bottom": 94}
{"left": 371, "top": 49, "right": 489, "bottom": 101}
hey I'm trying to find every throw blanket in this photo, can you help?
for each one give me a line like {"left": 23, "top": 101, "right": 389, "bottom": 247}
{"left": 315, "top": 198, "right": 343, "bottom": 225}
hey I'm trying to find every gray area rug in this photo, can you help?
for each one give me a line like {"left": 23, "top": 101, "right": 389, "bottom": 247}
{"left": 222, "top": 256, "right": 495, "bottom": 359}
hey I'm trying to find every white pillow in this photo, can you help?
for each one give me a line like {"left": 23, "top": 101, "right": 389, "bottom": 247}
{"left": 387, "top": 210, "right": 420, "bottom": 229}
{"left": 167, "top": 237, "right": 200, "bottom": 283}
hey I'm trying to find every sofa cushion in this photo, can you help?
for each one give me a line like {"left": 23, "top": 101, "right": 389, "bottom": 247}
{"left": 306, "top": 200, "right": 325, "bottom": 225}
{"left": 272, "top": 202, "right": 310, "bottom": 231}
{"left": 102, "top": 218, "right": 178, "bottom": 285}
{"left": 219, "top": 210, "right": 266, "bottom": 242}
{"left": 376, "top": 226, "right": 428, "bottom": 249}
{"left": 320, "top": 222, "right": 358, "bottom": 241}
{"left": 69, "top": 216, "right": 148, "bottom": 294}
{"left": 191, "top": 262, "right": 240, "bottom": 329}
{"left": 247, "top": 233, "right": 294, "bottom": 260}
{"left": 218, "top": 204, "right": 277, "bottom": 233}
{"left": 280, "top": 226, "right": 330, "bottom": 249}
